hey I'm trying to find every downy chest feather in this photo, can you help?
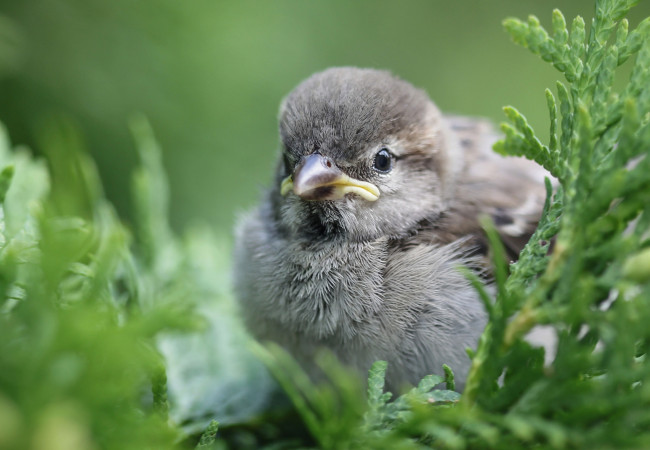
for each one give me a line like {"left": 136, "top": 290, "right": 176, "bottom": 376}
{"left": 237, "top": 211, "right": 388, "bottom": 342}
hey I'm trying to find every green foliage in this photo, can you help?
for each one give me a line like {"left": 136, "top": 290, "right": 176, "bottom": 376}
{"left": 248, "top": 0, "right": 650, "bottom": 448}
{"left": 473, "top": 2, "right": 650, "bottom": 445}
{"left": 0, "top": 116, "right": 238, "bottom": 449}
{"left": 252, "top": 345, "right": 459, "bottom": 449}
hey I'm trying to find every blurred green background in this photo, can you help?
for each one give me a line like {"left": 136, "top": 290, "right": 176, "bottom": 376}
{"left": 0, "top": 0, "right": 648, "bottom": 234}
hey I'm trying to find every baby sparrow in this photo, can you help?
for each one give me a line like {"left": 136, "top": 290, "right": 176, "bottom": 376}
{"left": 234, "top": 67, "right": 546, "bottom": 392}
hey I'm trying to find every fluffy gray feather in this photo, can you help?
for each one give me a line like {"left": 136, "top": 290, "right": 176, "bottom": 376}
{"left": 233, "top": 67, "right": 546, "bottom": 392}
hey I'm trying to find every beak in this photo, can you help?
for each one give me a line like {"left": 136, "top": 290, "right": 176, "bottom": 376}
{"left": 280, "top": 153, "right": 380, "bottom": 201}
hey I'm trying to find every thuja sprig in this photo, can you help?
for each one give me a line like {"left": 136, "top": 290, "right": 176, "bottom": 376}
{"left": 457, "top": 2, "right": 650, "bottom": 447}
{"left": 497, "top": 2, "right": 650, "bottom": 186}
{"left": 491, "top": 0, "right": 650, "bottom": 340}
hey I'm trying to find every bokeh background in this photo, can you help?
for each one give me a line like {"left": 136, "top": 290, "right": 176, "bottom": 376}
{"left": 0, "top": 0, "right": 649, "bottom": 234}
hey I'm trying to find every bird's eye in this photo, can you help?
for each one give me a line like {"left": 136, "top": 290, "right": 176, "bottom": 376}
{"left": 373, "top": 148, "right": 393, "bottom": 173}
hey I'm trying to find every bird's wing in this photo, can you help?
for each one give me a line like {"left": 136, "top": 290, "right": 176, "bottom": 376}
{"left": 446, "top": 115, "right": 550, "bottom": 260}
{"left": 399, "top": 115, "right": 549, "bottom": 262}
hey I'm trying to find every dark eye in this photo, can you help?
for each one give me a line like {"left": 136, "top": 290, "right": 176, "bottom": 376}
{"left": 373, "top": 148, "right": 393, "bottom": 173}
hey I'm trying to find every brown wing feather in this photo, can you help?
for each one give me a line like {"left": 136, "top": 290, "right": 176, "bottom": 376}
{"left": 448, "top": 115, "right": 548, "bottom": 259}
{"left": 393, "top": 115, "right": 548, "bottom": 262}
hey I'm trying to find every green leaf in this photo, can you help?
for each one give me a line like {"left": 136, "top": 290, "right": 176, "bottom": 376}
{"left": 545, "top": 89, "right": 559, "bottom": 164}
{"left": 196, "top": 420, "right": 219, "bottom": 448}
{"left": 416, "top": 374, "right": 445, "bottom": 393}
{"left": 552, "top": 9, "right": 569, "bottom": 46}
{"left": 367, "top": 361, "right": 389, "bottom": 408}
{"left": 622, "top": 247, "right": 650, "bottom": 282}
{"left": 619, "top": 16, "right": 650, "bottom": 65}
{"left": 0, "top": 165, "right": 14, "bottom": 204}
{"left": 499, "top": 106, "right": 558, "bottom": 177}
{"left": 503, "top": 17, "right": 529, "bottom": 47}
{"left": 129, "top": 114, "right": 175, "bottom": 270}
{"left": 443, "top": 364, "right": 456, "bottom": 392}
{"left": 428, "top": 390, "right": 461, "bottom": 403}
{"left": 556, "top": 80, "right": 573, "bottom": 167}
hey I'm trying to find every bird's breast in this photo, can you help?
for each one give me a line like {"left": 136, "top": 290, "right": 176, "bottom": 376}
{"left": 234, "top": 207, "right": 389, "bottom": 344}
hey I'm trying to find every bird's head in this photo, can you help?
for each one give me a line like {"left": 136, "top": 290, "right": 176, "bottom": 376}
{"left": 273, "top": 67, "right": 461, "bottom": 241}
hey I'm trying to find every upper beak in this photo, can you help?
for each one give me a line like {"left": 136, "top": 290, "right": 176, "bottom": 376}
{"left": 280, "top": 153, "right": 380, "bottom": 201}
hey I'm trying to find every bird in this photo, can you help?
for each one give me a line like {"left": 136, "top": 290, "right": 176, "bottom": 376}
{"left": 233, "top": 67, "right": 547, "bottom": 393}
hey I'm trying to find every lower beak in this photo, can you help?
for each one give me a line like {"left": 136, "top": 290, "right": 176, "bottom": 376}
{"left": 280, "top": 153, "right": 380, "bottom": 201}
